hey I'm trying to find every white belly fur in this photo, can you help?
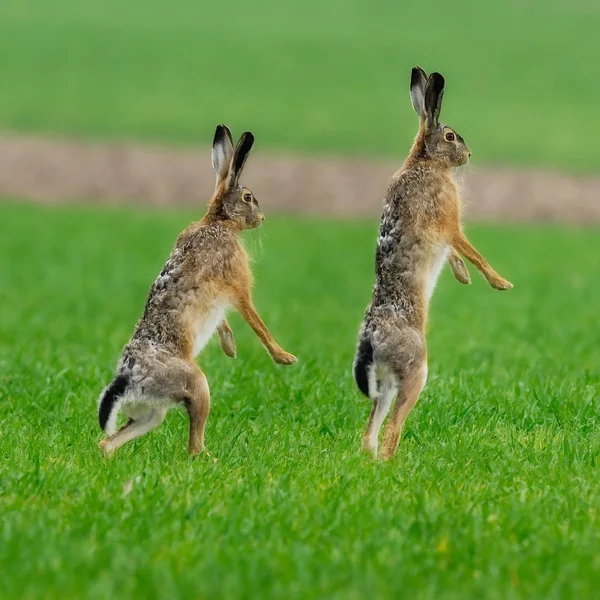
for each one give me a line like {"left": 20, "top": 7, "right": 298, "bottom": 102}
{"left": 193, "top": 303, "right": 229, "bottom": 356}
{"left": 424, "top": 244, "right": 449, "bottom": 301}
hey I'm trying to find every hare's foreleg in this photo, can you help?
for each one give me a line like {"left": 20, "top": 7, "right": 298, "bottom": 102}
{"left": 380, "top": 363, "right": 427, "bottom": 460}
{"left": 235, "top": 294, "right": 297, "bottom": 365}
{"left": 99, "top": 409, "right": 167, "bottom": 456}
{"left": 363, "top": 376, "right": 397, "bottom": 458}
{"left": 453, "top": 232, "right": 513, "bottom": 291}
{"left": 447, "top": 247, "right": 471, "bottom": 285}
{"left": 217, "top": 319, "right": 236, "bottom": 358}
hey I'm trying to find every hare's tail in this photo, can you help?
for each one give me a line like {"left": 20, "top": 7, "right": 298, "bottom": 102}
{"left": 98, "top": 375, "right": 129, "bottom": 434}
{"left": 354, "top": 338, "right": 375, "bottom": 399}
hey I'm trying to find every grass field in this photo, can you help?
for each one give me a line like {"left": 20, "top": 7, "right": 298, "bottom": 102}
{"left": 0, "top": 0, "right": 599, "bottom": 170}
{"left": 0, "top": 203, "right": 598, "bottom": 598}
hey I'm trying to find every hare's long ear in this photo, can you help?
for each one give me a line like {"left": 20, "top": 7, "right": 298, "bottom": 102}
{"left": 227, "top": 132, "right": 254, "bottom": 186}
{"left": 424, "top": 72, "right": 445, "bottom": 128}
{"left": 410, "top": 66, "right": 428, "bottom": 118}
{"left": 212, "top": 124, "right": 234, "bottom": 187}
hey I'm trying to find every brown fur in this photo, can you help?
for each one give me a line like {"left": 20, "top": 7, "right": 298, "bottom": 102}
{"left": 354, "top": 68, "right": 512, "bottom": 460}
{"left": 97, "top": 125, "right": 296, "bottom": 457}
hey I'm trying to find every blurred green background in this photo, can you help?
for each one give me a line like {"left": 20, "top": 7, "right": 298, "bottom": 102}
{"left": 0, "top": 0, "right": 598, "bottom": 170}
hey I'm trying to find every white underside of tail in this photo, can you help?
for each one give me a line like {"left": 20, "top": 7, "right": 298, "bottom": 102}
{"left": 365, "top": 362, "right": 398, "bottom": 453}
{"left": 367, "top": 364, "right": 379, "bottom": 400}
{"left": 104, "top": 393, "right": 178, "bottom": 435}
{"left": 97, "top": 385, "right": 122, "bottom": 436}
{"left": 104, "top": 400, "right": 121, "bottom": 436}
{"left": 367, "top": 361, "right": 396, "bottom": 401}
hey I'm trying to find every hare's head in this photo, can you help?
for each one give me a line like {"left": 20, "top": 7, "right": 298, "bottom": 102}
{"left": 210, "top": 125, "right": 264, "bottom": 229}
{"left": 410, "top": 67, "right": 471, "bottom": 168}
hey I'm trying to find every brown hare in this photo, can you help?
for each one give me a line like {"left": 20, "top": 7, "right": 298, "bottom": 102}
{"left": 353, "top": 67, "right": 512, "bottom": 460}
{"left": 98, "top": 125, "right": 296, "bottom": 457}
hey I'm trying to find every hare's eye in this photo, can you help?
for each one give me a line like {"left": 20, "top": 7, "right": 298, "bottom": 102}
{"left": 243, "top": 193, "right": 252, "bottom": 203}
{"left": 445, "top": 132, "right": 455, "bottom": 142}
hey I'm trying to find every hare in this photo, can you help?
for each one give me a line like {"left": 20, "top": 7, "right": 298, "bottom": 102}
{"left": 353, "top": 67, "right": 512, "bottom": 460}
{"left": 97, "top": 125, "right": 297, "bottom": 457}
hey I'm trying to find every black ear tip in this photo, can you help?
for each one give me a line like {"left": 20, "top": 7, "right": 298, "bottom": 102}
{"left": 241, "top": 131, "right": 255, "bottom": 149}
{"left": 430, "top": 72, "right": 445, "bottom": 88}
{"left": 213, "top": 124, "right": 226, "bottom": 142}
{"left": 214, "top": 123, "right": 233, "bottom": 139}
{"left": 411, "top": 66, "right": 428, "bottom": 88}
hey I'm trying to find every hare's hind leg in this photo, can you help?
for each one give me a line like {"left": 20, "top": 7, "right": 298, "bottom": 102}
{"left": 182, "top": 366, "right": 210, "bottom": 457}
{"left": 380, "top": 362, "right": 427, "bottom": 461}
{"left": 100, "top": 408, "right": 167, "bottom": 456}
{"left": 363, "top": 373, "right": 397, "bottom": 458}
{"left": 136, "top": 360, "right": 210, "bottom": 457}
{"left": 98, "top": 418, "right": 133, "bottom": 452}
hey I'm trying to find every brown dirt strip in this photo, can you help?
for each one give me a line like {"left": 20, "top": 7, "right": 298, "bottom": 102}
{"left": 1, "top": 133, "right": 599, "bottom": 223}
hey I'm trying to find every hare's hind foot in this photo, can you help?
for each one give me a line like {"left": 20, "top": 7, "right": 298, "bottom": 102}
{"left": 98, "top": 436, "right": 112, "bottom": 455}
{"left": 98, "top": 418, "right": 133, "bottom": 457}
{"left": 183, "top": 367, "right": 211, "bottom": 457}
{"left": 380, "top": 364, "right": 427, "bottom": 460}
{"left": 98, "top": 410, "right": 167, "bottom": 457}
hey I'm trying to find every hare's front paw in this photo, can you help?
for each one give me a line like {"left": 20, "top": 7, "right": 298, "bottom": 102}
{"left": 219, "top": 333, "right": 237, "bottom": 358}
{"left": 453, "top": 263, "right": 471, "bottom": 285}
{"left": 490, "top": 276, "right": 513, "bottom": 291}
{"left": 273, "top": 350, "right": 297, "bottom": 365}
{"left": 448, "top": 256, "right": 471, "bottom": 285}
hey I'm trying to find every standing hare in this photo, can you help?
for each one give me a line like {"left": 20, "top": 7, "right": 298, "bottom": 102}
{"left": 353, "top": 67, "right": 512, "bottom": 460}
{"left": 98, "top": 125, "right": 296, "bottom": 457}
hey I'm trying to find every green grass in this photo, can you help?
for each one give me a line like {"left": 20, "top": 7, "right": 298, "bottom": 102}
{"left": 0, "top": 0, "right": 599, "bottom": 170}
{"left": 0, "top": 202, "right": 598, "bottom": 599}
